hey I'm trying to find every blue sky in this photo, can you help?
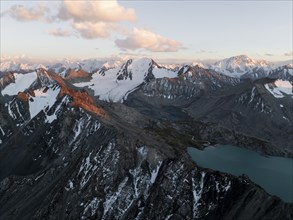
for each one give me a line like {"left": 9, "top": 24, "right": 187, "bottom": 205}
{"left": 0, "top": 0, "right": 292, "bottom": 62}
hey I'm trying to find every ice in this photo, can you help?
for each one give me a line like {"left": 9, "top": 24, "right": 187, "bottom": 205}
{"left": 1, "top": 72, "right": 37, "bottom": 96}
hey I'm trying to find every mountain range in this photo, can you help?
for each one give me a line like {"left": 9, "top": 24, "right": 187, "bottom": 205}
{"left": 1, "top": 55, "right": 292, "bottom": 79}
{"left": 0, "top": 55, "right": 292, "bottom": 219}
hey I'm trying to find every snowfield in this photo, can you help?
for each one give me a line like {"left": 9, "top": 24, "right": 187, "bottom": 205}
{"left": 265, "top": 80, "right": 293, "bottom": 98}
{"left": 1, "top": 72, "right": 37, "bottom": 96}
{"left": 74, "top": 58, "right": 178, "bottom": 102}
{"left": 29, "top": 87, "right": 60, "bottom": 119}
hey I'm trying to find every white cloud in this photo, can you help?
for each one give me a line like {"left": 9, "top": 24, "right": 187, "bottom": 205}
{"left": 57, "top": 1, "right": 135, "bottom": 39}
{"left": 72, "top": 22, "right": 113, "bottom": 39}
{"left": 1, "top": 4, "right": 50, "bottom": 22}
{"left": 115, "top": 28, "right": 182, "bottom": 52}
{"left": 58, "top": 0, "right": 136, "bottom": 23}
{"left": 48, "top": 28, "right": 71, "bottom": 37}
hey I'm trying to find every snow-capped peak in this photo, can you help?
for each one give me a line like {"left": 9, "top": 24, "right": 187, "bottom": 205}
{"left": 73, "top": 57, "right": 177, "bottom": 102}
{"left": 212, "top": 55, "right": 271, "bottom": 78}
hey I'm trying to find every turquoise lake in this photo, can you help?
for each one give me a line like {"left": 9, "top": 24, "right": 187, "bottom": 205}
{"left": 187, "top": 145, "right": 293, "bottom": 203}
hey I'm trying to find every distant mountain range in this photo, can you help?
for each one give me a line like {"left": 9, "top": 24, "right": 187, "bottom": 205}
{"left": 1, "top": 55, "right": 292, "bottom": 79}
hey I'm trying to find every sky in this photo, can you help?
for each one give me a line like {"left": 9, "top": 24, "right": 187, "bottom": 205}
{"left": 0, "top": 0, "right": 292, "bottom": 63}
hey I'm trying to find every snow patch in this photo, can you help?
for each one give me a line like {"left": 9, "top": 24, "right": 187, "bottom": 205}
{"left": 224, "top": 181, "right": 231, "bottom": 191}
{"left": 103, "top": 177, "right": 129, "bottom": 215}
{"left": 0, "top": 125, "right": 5, "bottom": 136}
{"left": 152, "top": 67, "right": 177, "bottom": 78}
{"left": 65, "top": 180, "right": 74, "bottom": 191}
{"left": 29, "top": 86, "right": 60, "bottom": 119}
{"left": 1, "top": 72, "right": 37, "bottom": 96}
{"left": 249, "top": 87, "right": 256, "bottom": 103}
{"left": 70, "top": 117, "right": 86, "bottom": 151}
{"left": 137, "top": 146, "right": 148, "bottom": 159}
{"left": 192, "top": 172, "right": 205, "bottom": 218}
{"left": 35, "top": 173, "right": 44, "bottom": 181}
{"left": 7, "top": 101, "right": 17, "bottom": 119}
{"left": 150, "top": 161, "right": 162, "bottom": 184}
{"left": 265, "top": 80, "right": 293, "bottom": 98}
{"left": 45, "top": 96, "right": 69, "bottom": 123}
